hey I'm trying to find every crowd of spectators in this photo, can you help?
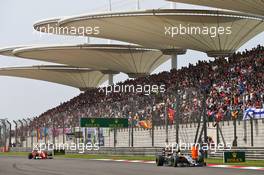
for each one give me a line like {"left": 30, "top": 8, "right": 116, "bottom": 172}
{"left": 30, "top": 45, "right": 264, "bottom": 129}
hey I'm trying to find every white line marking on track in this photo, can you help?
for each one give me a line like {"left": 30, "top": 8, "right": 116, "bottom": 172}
{"left": 90, "top": 159, "right": 264, "bottom": 171}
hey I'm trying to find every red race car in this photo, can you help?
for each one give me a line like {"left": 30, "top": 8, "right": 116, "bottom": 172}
{"left": 28, "top": 145, "right": 53, "bottom": 159}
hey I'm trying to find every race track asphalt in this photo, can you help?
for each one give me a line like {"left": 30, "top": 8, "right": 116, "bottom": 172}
{"left": 0, "top": 156, "right": 262, "bottom": 175}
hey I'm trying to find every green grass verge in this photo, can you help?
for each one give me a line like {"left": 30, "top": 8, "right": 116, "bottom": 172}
{"left": 61, "top": 154, "right": 155, "bottom": 161}
{"left": 1, "top": 152, "right": 264, "bottom": 167}
{"left": 0, "top": 152, "right": 28, "bottom": 156}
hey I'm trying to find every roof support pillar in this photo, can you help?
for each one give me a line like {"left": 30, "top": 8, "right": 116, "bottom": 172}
{"left": 108, "top": 74, "right": 114, "bottom": 85}
{"left": 162, "top": 48, "right": 186, "bottom": 70}
{"left": 136, "top": 0, "right": 140, "bottom": 10}
{"left": 171, "top": 53, "right": 178, "bottom": 70}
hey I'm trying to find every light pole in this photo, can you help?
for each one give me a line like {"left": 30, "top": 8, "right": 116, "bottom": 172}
{"left": 36, "top": 119, "right": 39, "bottom": 144}
{"left": 151, "top": 105, "right": 156, "bottom": 147}
{"left": 201, "top": 92, "right": 208, "bottom": 158}
{"left": 164, "top": 99, "right": 169, "bottom": 144}
{"left": 13, "top": 121, "right": 18, "bottom": 147}
{"left": 32, "top": 117, "right": 38, "bottom": 144}
{"left": 6, "top": 120, "right": 12, "bottom": 147}
{"left": 202, "top": 93, "right": 208, "bottom": 144}
{"left": 0, "top": 120, "right": 7, "bottom": 148}
{"left": 175, "top": 85, "right": 180, "bottom": 144}
{"left": 0, "top": 124, "right": 2, "bottom": 147}
{"left": 44, "top": 122, "right": 47, "bottom": 145}
{"left": 62, "top": 115, "right": 65, "bottom": 144}
{"left": 27, "top": 118, "right": 33, "bottom": 148}
{"left": 250, "top": 117, "right": 254, "bottom": 147}
{"left": 18, "top": 120, "right": 23, "bottom": 147}
{"left": 23, "top": 119, "right": 28, "bottom": 149}
{"left": 52, "top": 118, "right": 55, "bottom": 145}
{"left": 129, "top": 97, "right": 134, "bottom": 147}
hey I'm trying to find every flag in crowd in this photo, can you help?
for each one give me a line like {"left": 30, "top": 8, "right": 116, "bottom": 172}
{"left": 243, "top": 108, "right": 264, "bottom": 120}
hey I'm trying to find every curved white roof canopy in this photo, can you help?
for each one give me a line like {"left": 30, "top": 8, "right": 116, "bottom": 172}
{"left": 0, "top": 65, "right": 108, "bottom": 91}
{"left": 12, "top": 44, "right": 171, "bottom": 78}
{"left": 0, "top": 46, "right": 28, "bottom": 56}
{"left": 33, "top": 18, "right": 66, "bottom": 36}
{"left": 167, "top": 0, "right": 264, "bottom": 17}
{"left": 35, "top": 9, "right": 264, "bottom": 57}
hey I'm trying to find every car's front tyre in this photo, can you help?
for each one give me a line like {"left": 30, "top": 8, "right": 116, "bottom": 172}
{"left": 156, "top": 155, "right": 164, "bottom": 166}
{"left": 28, "top": 153, "right": 33, "bottom": 159}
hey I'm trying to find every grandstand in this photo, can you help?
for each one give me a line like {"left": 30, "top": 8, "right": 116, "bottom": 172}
{"left": 0, "top": 0, "right": 263, "bottom": 153}
{"left": 1, "top": 44, "right": 263, "bottom": 149}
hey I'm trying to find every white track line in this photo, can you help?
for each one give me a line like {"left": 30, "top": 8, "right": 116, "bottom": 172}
{"left": 91, "top": 159, "right": 264, "bottom": 171}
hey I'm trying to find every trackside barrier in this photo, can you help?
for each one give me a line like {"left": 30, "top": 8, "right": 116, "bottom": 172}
{"left": 9, "top": 147, "right": 32, "bottom": 152}
{"left": 9, "top": 147, "right": 264, "bottom": 160}
{"left": 54, "top": 149, "right": 66, "bottom": 155}
{"left": 66, "top": 147, "right": 163, "bottom": 156}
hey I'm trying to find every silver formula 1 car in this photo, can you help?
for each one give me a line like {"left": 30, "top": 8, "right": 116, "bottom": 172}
{"left": 156, "top": 148, "right": 206, "bottom": 167}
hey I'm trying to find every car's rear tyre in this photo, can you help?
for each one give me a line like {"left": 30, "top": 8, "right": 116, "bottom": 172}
{"left": 48, "top": 152, "right": 53, "bottom": 156}
{"left": 28, "top": 153, "right": 33, "bottom": 159}
{"left": 156, "top": 155, "right": 164, "bottom": 166}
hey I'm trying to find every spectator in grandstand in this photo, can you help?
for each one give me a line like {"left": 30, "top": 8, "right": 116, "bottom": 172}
{"left": 25, "top": 45, "right": 263, "bottom": 130}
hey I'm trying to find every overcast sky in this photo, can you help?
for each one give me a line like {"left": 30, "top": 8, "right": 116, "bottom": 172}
{"left": 0, "top": 0, "right": 263, "bottom": 121}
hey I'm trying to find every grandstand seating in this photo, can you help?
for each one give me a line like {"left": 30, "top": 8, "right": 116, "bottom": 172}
{"left": 12, "top": 44, "right": 263, "bottom": 148}
{"left": 29, "top": 45, "right": 263, "bottom": 130}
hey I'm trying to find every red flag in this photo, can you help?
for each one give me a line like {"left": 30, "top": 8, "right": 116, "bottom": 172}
{"left": 168, "top": 108, "right": 175, "bottom": 124}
